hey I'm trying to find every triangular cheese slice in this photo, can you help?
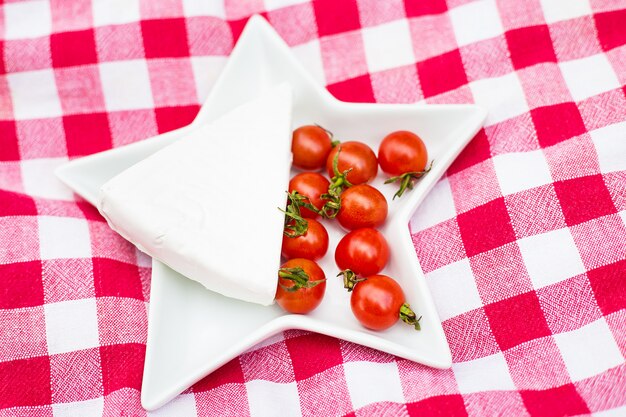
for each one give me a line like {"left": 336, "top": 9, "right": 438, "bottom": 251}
{"left": 98, "top": 84, "right": 293, "bottom": 305}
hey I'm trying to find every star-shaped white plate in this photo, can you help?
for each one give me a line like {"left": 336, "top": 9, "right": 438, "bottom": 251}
{"left": 56, "top": 16, "right": 486, "bottom": 411}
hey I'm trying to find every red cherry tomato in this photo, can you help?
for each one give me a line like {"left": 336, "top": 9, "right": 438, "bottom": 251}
{"left": 288, "top": 173, "right": 330, "bottom": 218}
{"left": 337, "top": 184, "right": 388, "bottom": 230}
{"left": 378, "top": 131, "right": 428, "bottom": 176}
{"left": 282, "top": 219, "right": 329, "bottom": 260}
{"left": 350, "top": 275, "right": 405, "bottom": 330}
{"left": 335, "top": 228, "right": 389, "bottom": 276}
{"left": 276, "top": 258, "right": 326, "bottom": 314}
{"left": 326, "top": 141, "right": 378, "bottom": 185}
{"left": 292, "top": 125, "right": 333, "bottom": 170}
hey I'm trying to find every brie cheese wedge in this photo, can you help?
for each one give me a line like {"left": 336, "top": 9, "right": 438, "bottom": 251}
{"left": 98, "top": 84, "right": 293, "bottom": 305}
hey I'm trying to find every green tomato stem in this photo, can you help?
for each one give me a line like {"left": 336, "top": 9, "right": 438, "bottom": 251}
{"left": 337, "top": 269, "right": 366, "bottom": 292}
{"left": 280, "top": 190, "right": 319, "bottom": 237}
{"left": 385, "top": 160, "right": 434, "bottom": 200}
{"left": 399, "top": 303, "right": 421, "bottom": 331}
{"left": 319, "top": 148, "right": 353, "bottom": 219}
{"left": 279, "top": 267, "right": 325, "bottom": 292}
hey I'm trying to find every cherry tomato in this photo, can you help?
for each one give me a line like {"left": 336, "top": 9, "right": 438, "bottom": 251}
{"left": 350, "top": 275, "right": 405, "bottom": 330}
{"left": 288, "top": 173, "right": 330, "bottom": 218}
{"left": 292, "top": 125, "right": 333, "bottom": 170}
{"left": 276, "top": 258, "right": 326, "bottom": 314}
{"left": 378, "top": 131, "right": 428, "bottom": 175}
{"left": 282, "top": 219, "right": 329, "bottom": 260}
{"left": 337, "top": 184, "right": 388, "bottom": 230}
{"left": 335, "top": 228, "right": 389, "bottom": 276}
{"left": 326, "top": 141, "right": 378, "bottom": 185}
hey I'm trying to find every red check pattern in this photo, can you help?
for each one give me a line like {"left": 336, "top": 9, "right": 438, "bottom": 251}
{"left": 1, "top": 0, "right": 625, "bottom": 416}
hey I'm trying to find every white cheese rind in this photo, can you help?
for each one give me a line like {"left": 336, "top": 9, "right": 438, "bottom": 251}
{"left": 98, "top": 84, "right": 293, "bottom": 305}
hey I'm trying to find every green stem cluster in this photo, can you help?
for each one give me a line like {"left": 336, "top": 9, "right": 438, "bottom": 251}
{"left": 320, "top": 148, "right": 352, "bottom": 219}
{"left": 385, "top": 160, "right": 434, "bottom": 200}
{"left": 400, "top": 304, "right": 421, "bottom": 330}
{"left": 336, "top": 269, "right": 365, "bottom": 292}
{"left": 280, "top": 191, "right": 316, "bottom": 238}
{"left": 279, "top": 267, "right": 325, "bottom": 292}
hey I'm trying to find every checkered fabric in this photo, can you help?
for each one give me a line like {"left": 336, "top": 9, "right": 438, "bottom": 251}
{"left": 1, "top": 0, "right": 625, "bottom": 416}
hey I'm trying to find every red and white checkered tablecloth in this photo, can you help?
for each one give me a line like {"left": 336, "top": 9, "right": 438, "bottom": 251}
{"left": 1, "top": 0, "right": 625, "bottom": 416}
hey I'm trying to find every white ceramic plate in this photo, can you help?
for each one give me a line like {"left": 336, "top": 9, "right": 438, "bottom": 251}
{"left": 56, "top": 16, "right": 486, "bottom": 411}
